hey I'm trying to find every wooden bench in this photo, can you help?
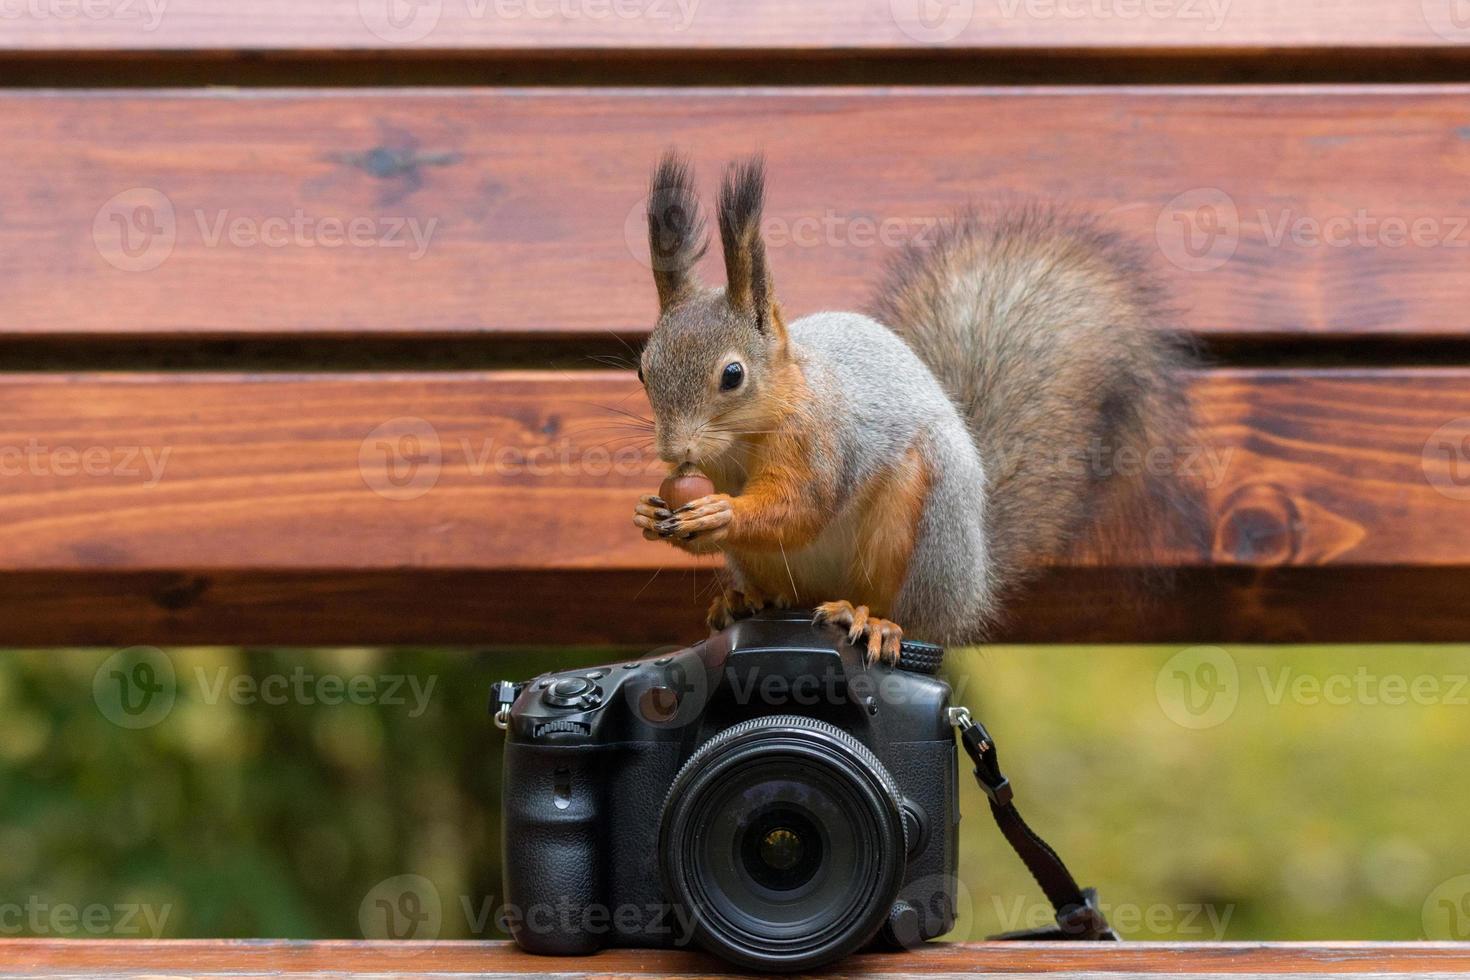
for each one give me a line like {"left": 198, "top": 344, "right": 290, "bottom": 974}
{"left": 4, "top": 3, "right": 1470, "bottom": 975}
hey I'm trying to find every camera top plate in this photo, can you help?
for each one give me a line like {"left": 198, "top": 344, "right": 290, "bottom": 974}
{"left": 502, "top": 607, "right": 953, "bottom": 748}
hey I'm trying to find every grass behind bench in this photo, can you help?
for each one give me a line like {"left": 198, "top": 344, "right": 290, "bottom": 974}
{"left": 0, "top": 645, "right": 1464, "bottom": 941}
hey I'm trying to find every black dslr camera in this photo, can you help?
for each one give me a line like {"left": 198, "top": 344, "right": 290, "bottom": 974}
{"left": 495, "top": 608, "right": 959, "bottom": 971}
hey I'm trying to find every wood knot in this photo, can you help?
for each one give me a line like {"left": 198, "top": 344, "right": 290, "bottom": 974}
{"left": 154, "top": 575, "right": 210, "bottom": 612}
{"left": 330, "top": 144, "right": 460, "bottom": 204}
{"left": 1214, "top": 483, "right": 1303, "bottom": 566}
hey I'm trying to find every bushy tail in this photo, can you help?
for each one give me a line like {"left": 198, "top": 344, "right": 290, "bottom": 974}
{"left": 871, "top": 204, "right": 1204, "bottom": 602}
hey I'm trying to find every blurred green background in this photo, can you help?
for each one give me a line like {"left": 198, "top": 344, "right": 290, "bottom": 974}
{"left": 1, "top": 643, "right": 1467, "bottom": 942}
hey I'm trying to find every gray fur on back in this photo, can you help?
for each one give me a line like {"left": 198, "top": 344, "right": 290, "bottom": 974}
{"left": 786, "top": 312, "right": 997, "bottom": 639}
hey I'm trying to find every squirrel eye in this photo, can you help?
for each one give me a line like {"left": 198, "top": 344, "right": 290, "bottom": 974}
{"left": 720, "top": 362, "right": 745, "bottom": 392}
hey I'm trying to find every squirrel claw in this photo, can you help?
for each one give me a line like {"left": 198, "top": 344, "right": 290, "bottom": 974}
{"left": 634, "top": 495, "right": 675, "bottom": 540}
{"left": 651, "top": 494, "right": 734, "bottom": 552}
{"left": 707, "top": 586, "right": 779, "bottom": 631}
{"left": 814, "top": 600, "right": 904, "bottom": 666}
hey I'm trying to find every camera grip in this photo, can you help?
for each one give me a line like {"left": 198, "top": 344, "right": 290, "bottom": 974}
{"left": 501, "top": 742, "right": 608, "bottom": 955}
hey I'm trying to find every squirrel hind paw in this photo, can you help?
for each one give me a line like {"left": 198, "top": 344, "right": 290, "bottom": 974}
{"left": 813, "top": 600, "right": 904, "bottom": 666}
{"left": 708, "top": 588, "right": 764, "bottom": 631}
{"left": 708, "top": 587, "right": 791, "bottom": 631}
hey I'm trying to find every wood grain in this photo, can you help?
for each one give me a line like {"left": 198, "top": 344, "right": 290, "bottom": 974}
{"left": 8, "top": 939, "right": 1470, "bottom": 976}
{"left": 6, "top": 89, "right": 1470, "bottom": 344}
{"left": 0, "top": 1, "right": 1466, "bottom": 53}
{"left": 1, "top": 368, "right": 1468, "bottom": 646}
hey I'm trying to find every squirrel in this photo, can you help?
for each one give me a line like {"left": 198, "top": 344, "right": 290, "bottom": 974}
{"left": 632, "top": 152, "right": 1199, "bottom": 664}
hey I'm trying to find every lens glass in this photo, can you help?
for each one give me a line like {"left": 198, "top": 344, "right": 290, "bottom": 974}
{"left": 690, "top": 759, "right": 881, "bottom": 940}
{"left": 740, "top": 805, "right": 823, "bottom": 892}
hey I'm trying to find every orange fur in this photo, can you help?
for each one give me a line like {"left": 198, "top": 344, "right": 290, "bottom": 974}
{"left": 720, "top": 365, "right": 834, "bottom": 552}
{"left": 849, "top": 445, "right": 930, "bottom": 616}
{"left": 725, "top": 442, "right": 930, "bottom": 617}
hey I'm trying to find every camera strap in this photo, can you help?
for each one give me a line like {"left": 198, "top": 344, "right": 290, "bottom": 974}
{"left": 948, "top": 707, "right": 1119, "bottom": 942}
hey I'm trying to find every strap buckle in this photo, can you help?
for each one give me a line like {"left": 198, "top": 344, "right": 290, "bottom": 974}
{"left": 948, "top": 706, "right": 1012, "bottom": 806}
{"left": 491, "top": 680, "right": 521, "bottom": 731}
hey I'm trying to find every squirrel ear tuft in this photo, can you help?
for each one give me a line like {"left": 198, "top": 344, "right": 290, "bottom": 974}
{"left": 718, "top": 154, "right": 780, "bottom": 336}
{"left": 647, "top": 150, "right": 708, "bottom": 312}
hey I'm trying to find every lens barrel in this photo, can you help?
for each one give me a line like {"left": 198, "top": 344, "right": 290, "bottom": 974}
{"left": 658, "top": 716, "right": 908, "bottom": 972}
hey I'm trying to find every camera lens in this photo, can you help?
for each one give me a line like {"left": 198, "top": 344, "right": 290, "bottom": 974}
{"left": 745, "top": 813, "right": 819, "bottom": 889}
{"left": 658, "top": 716, "right": 907, "bottom": 972}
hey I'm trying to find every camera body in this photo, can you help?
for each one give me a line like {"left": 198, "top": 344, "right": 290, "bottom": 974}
{"left": 500, "top": 608, "right": 959, "bottom": 971}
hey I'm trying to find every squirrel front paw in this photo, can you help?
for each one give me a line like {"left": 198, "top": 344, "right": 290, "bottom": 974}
{"left": 633, "top": 494, "right": 672, "bottom": 541}
{"left": 814, "top": 600, "right": 904, "bottom": 666}
{"left": 646, "top": 494, "right": 733, "bottom": 554}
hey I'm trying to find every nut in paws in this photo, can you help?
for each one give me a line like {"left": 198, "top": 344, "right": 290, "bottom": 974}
{"left": 654, "top": 494, "right": 733, "bottom": 551}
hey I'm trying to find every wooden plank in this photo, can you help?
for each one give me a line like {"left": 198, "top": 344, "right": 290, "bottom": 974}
{"left": 5, "top": 88, "right": 1470, "bottom": 344}
{"left": 6, "top": 567, "right": 1470, "bottom": 647}
{"left": 1, "top": 368, "right": 1468, "bottom": 646}
{"left": 7, "top": 939, "right": 1470, "bottom": 977}
{"left": 0, "top": 1, "right": 1466, "bottom": 53}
